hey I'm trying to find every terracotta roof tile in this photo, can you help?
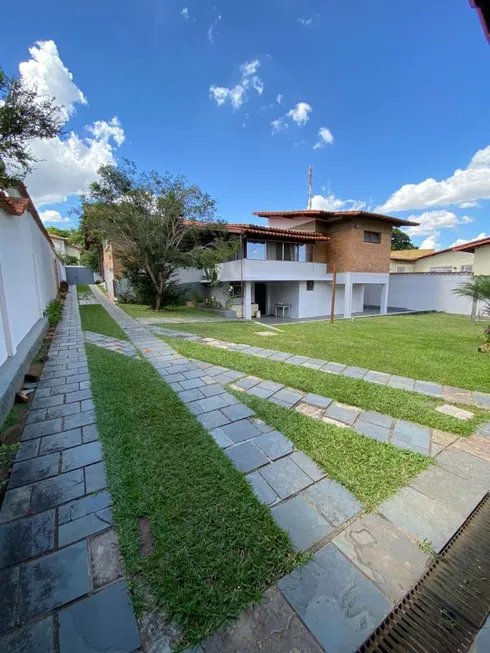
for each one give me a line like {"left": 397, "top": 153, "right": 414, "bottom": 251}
{"left": 453, "top": 236, "right": 490, "bottom": 252}
{"left": 252, "top": 209, "right": 418, "bottom": 227}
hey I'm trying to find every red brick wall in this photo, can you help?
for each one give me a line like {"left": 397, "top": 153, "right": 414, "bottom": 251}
{"left": 322, "top": 218, "right": 392, "bottom": 273}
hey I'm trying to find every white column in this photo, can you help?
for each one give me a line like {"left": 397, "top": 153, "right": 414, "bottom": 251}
{"left": 380, "top": 282, "right": 389, "bottom": 314}
{"left": 243, "top": 281, "right": 252, "bottom": 320}
{"left": 344, "top": 273, "right": 353, "bottom": 318}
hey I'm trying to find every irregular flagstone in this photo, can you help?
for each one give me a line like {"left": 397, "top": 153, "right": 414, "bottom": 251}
{"left": 271, "top": 495, "right": 333, "bottom": 551}
{"left": 85, "top": 330, "right": 139, "bottom": 358}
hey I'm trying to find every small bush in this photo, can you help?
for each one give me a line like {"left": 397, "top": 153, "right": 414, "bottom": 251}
{"left": 45, "top": 298, "right": 63, "bottom": 326}
{"left": 60, "top": 280, "right": 69, "bottom": 293}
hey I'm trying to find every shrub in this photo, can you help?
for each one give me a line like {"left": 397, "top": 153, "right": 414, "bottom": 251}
{"left": 45, "top": 298, "right": 63, "bottom": 326}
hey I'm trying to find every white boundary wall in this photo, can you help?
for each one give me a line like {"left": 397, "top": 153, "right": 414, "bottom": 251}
{"left": 0, "top": 203, "right": 62, "bottom": 366}
{"left": 388, "top": 273, "right": 478, "bottom": 315}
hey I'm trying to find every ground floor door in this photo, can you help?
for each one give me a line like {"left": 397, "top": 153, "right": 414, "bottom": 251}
{"left": 255, "top": 283, "right": 267, "bottom": 315}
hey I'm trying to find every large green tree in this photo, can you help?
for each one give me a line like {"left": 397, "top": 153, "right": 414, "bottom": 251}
{"left": 0, "top": 66, "right": 64, "bottom": 189}
{"left": 391, "top": 228, "right": 418, "bottom": 251}
{"left": 81, "top": 162, "right": 237, "bottom": 310}
{"left": 46, "top": 226, "right": 84, "bottom": 246}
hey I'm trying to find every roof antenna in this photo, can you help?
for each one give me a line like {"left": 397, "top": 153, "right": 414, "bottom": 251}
{"left": 307, "top": 164, "right": 313, "bottom": 209}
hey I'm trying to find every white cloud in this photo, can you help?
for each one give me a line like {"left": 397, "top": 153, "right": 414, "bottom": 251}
{"left": 276, "top": 94, "right": 283, "bottom": 104}
{"left": 209, "top": 59, "right": 263, "bottom": 110}
{"left": 377, "top": 144, "right": 490, "bottom": 212}
{"left": 180, "top": 7, "right": 190, "bottom": 19}
{"left": 18, "top": 40, "right": 86, "bottom": 122}
{"left": 17, "top": 41, "right": 125, "bottom": 207}
{"left": 294, "top": 140, "right": 307, "bottom": 147}
{"left": 271, "top": 117, "right": 287, "bottom": 134}
{"left": 450, "top": 232, "right": 488, "bottom": 247}
{"left": 286, "top": 102, "right": 312, "bottom": 126}
{"left": 420, "top": 234, "right": 441, "bottom": 250}
{"left": 459, "top": 201, "right": 479, "bottom": 208}
{"left": 313, "top": 127, "right": 334, "bottom": 149}
{"left": 207, "top": 11, "right": 222, "bottom": 44}
{"left": 403, "top": 210, "right": 473, "bottom": 237}
{"left": 297, "top": 17, "right": 313, "bottom": 26}
{"left": 311, "top": 193, "right": 366, "bottom": 211}
{"left": 40, "top": 209, "right": 70, "bottom": 224}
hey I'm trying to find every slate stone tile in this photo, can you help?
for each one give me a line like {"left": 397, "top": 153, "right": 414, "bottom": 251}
{"left": 278, "top": 543, "right": 391, "bottom": 653}
{"left": 221, "top": 403, "right": 255, "bottom": 421}
{"left": 89, "top": 528, "right": 124, "bottom": 589}
{"left": 59, "top": 507, "right": 113, "bottom": 547}
{"left": 414, "top": 380, "right": 443, "bottom": 398}
{"left": 197, "top": 410, "right": 231, "bottom": 430}
{"left": 218, "top": 419, "right": 261, "bottom": 443}
{"left": 469, "top": 615, "right": 490, "bottom": 653}
{"left": 321, "top": 362, "right": 346, "bottom": 373}
{"left": 85, "top": 462, "right": 107, "bottom": 493}
{"left": 259, "top": 457, "right": 313, "bottom": 500}
{"left": 235, "top": 376, "right": 262, "bottom": 390}
{"left": 271, "top": 388, "right": 304, "bottom": 406}
{"left": 359, "top": 410, "right": 394, "bottom": 429}
{"left": 355, "top": 420, "right": 391, "bottom": 443}
{"left": 202, "top": 586, "right": 323, "bottom": 653}
{"left": 40, "top": 428, "right": 83, "bottom": 455}
{"left": 272, "top": 495, "right": 333, "bottom": 551}
{"left": 288, "top": 355, "right": 311, "bottom": 365}
{"left": 35, "top": 387, "right": 52, "bottom": 399}
{"left": 221, "top": 370, "right": 246, "bottom": 381}
{"left": 0, "top": 566, "right": 19, "bottom": 633}
{"left": 80, "top": 380, "right": 91, "bottom": 390}
{"left": 81, "top": 399, "right": 95, "bottom": 412}
{"left": 62, "top": 441, "right": 103, "bottom": 473}
{"left": 39, "top": 377, "right": 67, "bottom": 389}
{"left": 0, "top": 485, "right": 32, "bottom": 523}
{"left": 59, "top": 580, "right": 140, "bottom": 653}
{"left": 253, "top": 431, "right": 294, "bottom": 459}
{"left": 473, "top": 392, "right": 490, "bottom": 410}
{"left": 168, "top": 382, "right": 183, "bottom": 391}
{"left": 246, "top": 471, "right": 278, "bottom": 505}
{"left": 22, "top": 418, "right": 63, "bottom": 441}
{"left": 31, "top": 470, "right": 85, "bottom": 513}
{"left": 82, "top": 424, "right": 98, "bottom": 443}
{"left": 51, "top": 382, "right": 80, "bottom": 396}
{"left": 388, "top": 375, "right": 415, "bottom": 391}
{"left": 9, "top": 453, "right": 59, "bottom": 489}
{"left": 430, "top": 448, "right": 490, "bottom": 490}
{"left": 32, "top": 394, "right": 64, "bottom": 410}
{"left": 165, "top": 373, "right": 186, "bottom": 383}
{"left": 303, "top": 393, "right": 333, "bottom": 409}
{"left": 250, "top": 418, "right": 274, "bottom": 434}
{"left": 59, "top": 490, "right": 112, "bottom": 525}
{"left": 225, "top": 441, "right": 269, "bottom": 473}
{"left": 269, "top": 352, "right": 294, "bottom": 361}
{"left": 364, "top": 371, "right": 390, "bottom": 385}
{"left": 343, "top": 366, "right": 369, "bottom": 379}
{"left": 46, "top": 402, "right": 81, "bottom": 420}
{"left": 16, "top": 438, "right": 40, "bottom": 462}
{"left": 305, "top": 478, "right": 362, "bottom": 527}
{"left": 257, "top": 380, "right": 284, "bottom": 393}
{"left": 19, "top": 541, "right": 90, "bottom": 620}
{"left": 289, "top": 451, "right": 326, "bottom": 481}
{"left": 410, "top": 466, "right": 485, "bottom": 517}
{"left": 333, "top": 514, "right": 429, "bottom": 602}
{"left": 209, "top": 427, "right": 234, "bottom": 448}
{"left": 27, "top": 408, "right": 48, "bottom": 424}
{"left": 199, "top": 384, "right": 227, "bottom": 397}
{"left": 0, "top": 617, "right": 54, "bottom": 653}
{"left": 180, "top": 377, "right": 205, "bottom": 390}
{"left": 0, "top": 510, "right": 55, "bottom": 569}
{"left": 178, "top": 388, "right": 205, "bottom": 403}
{"left": 64, "top": 410, "right": 96, "bottom": 431}
{"left": 325, "top": 403, "right": 360, "bottom": 426}
{"left": 393, "top": 420, "right": 430, "bottom": 450}
{"left": 378, "top": 486, "right": 463, "bottom": 552}
{"left": 476, "top": 422, "right": 490, "bottom": 439}
{"left": 247, "top": 385, "right": 275, "bottom": 399}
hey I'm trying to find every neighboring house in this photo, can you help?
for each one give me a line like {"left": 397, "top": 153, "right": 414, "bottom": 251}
{"left": 391, "top": 247, "right": 474, "bottom": 273}
{"left": 0, "top": 183, "right": 65, "bottom": 424}
{"left": 49, "top": 234, "right": 83, "bottom": 262}
{"left": 454, "top": 236, "right": 490, "bottom": 274}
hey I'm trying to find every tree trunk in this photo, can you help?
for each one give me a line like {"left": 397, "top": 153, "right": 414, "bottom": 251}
{"left": 155, "top": 293, "right": 162, "bottom": 311}
{"left": 470, "top": 297, "right": 477, "bottom": 325}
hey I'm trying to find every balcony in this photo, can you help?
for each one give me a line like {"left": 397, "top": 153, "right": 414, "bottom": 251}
{"left": 215, "top": 259, "right": 329, "bottom": 282}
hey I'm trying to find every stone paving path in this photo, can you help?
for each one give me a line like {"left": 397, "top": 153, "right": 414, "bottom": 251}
{"left": 85, "top": 330, "right": 139, "bottom": 358}
{"left": 90, "top": 285, "right": 490, "bottom": 653}
{"left": 151, "top": 327, "right": 490, "bottom": 411}
{"left": 0, "top": 288, "right": 141, "bottom": 653}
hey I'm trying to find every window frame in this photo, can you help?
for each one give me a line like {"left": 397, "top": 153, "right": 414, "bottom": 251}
{"left": 306, "top": 280, "right": 315, "bottom": 291}
{"left": 363, "top": 230, "right": 381, "bottom": 244}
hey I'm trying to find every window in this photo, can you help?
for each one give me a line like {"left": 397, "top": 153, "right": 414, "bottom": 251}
{"left": 247, "top": 240, "right": 265, "bottom": 260}
{"left": 266, "top": 241, "right": 283, "bottom": 261}
{"left": 461, "top": 265, "right": 473, "bottom": 272}
{"left": 364, "top": 231, "right": 381, "bottom": 244}
{"left": 229, "top": 282, "right": 242, "bottom": 298}
{"left": 430, "top": 266, "right": 452, "bottom": 272}
{"left": 397, "top": 266, "right": 406, "bottom": 272}
{"left": 284, "top": 243, "right": 299, "bottom": 261}
{"left": 306, "top": 280, "right": 315, "bottom": 291}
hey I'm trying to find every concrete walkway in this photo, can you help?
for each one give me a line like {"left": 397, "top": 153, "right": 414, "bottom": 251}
{"left": 150, "top": 326, "right": 490, "bottom": 412}
{"left": 0, "top": 289, "right": 140, "bottom": 653}
{"left": 90, "top": 285, "right": 490, "bottom": 653}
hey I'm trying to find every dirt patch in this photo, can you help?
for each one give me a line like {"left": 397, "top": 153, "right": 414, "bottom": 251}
{"left": 139, "top": 517, "right": 155, "bottom": 557}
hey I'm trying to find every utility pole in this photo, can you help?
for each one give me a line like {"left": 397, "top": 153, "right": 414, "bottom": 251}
{"left": 307, "top": 165, "right": 313, "bottom": 209}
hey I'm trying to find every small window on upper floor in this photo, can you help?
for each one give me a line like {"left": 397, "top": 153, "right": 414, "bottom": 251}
{"left": 397, "top": 266, "right": 406, "bottom": 273}
{"left": 306, "top": 280, "right": 315, "bottom": 291}
{"left": 364, "top": 231, "right": 381, "bottom": 244}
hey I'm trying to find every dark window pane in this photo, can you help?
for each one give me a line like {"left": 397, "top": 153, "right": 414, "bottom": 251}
{"left": 266, "top": 241, "right": 283, "bottom": 260}
{"left": 364, "top": 231, "right": 381, "bottom": 244}
{"left": 306, "top": 280, "right": 314, "bottom": 291}
{"left": 284, "top": 243, "right": 299, "bottom": 261}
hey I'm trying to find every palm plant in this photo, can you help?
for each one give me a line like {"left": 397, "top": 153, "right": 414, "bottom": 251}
{"left": 453, "top": 276, "right": 490, "bottom": 324}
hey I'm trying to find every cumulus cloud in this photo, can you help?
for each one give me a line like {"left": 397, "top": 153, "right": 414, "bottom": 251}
{"left": 313, "top": 127, "right": 334, "bottom": 149}
{"left": 209, "top": 59, "right": 263, "bottom": 110}
{"left": 403, "top": 210, "right": 473, "bottom": 237}
{"left": 180, "top": 7, "right": 190, "bottom": 19}
{"left": 297, "top": 17, "right": 313, "bottom": 26}
{"left": 271, "top": 117, "right": 287, "bottom": 134}
{"left": 287, "top": 102, "right": 312, "bottom": 126}
{"left": 450, "top": 232, "right": 488, "bottom": 247}
{"left": 40, "top": 210, "right": 70, "bottom": 224}
{"left": 18, "top": 41, "right": 125, "bottom": 207}
{"left": 276, "top": 94, "right": 283, "bottom": 104}
{"left": 377, "top": 145, "right": 490, "bottom": 212}
{"left": 420, "top": 234, "right": 441, "bottom": 250}
{"left": 311, "top": 192, "right": 366, "bottom": 211}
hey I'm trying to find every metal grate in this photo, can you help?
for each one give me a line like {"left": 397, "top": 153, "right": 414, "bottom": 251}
{"left": 357, "top": 493, "right": 490, "bottom": 653}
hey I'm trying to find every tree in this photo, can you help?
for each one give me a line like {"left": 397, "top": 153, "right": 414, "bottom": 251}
{"left": 81, "top": 162, "right": 237, "bottom": 310}
{"left": 391, "top": 228, "right": 418, "bottom": 251}
{"left": 0, "top": 66, "right": 64, "bottom": 189}
{"left": 80, "top": 247, "right": 100, "bottom": 272}
{"left": 46, "top": 226, "right": 84, "bottom": 246}
{"left": 453, "top": 276, "right": 490, "bottom": 324}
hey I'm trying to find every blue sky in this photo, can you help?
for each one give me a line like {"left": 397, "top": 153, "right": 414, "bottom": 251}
{"left": 2, "top": 0, "right": 490, "bottom": 250}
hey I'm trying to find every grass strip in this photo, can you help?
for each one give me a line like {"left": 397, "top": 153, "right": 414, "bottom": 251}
{"left": 232, "top": 390, "right": 430, "bottom": 511}
{"left": 169, "top": 314, "right": 490, "bottom": 393}
{"left": 163, "top": 338, "right": 488, "bottom": 437}
{"left": 77, "top": 284, "right": 92, "bottom": 293}
{"left": 79, "top": 305, "right": 129, "bottom": 341}
{"left": 119, "top": 303, "right": 219, "bottom": 319}
{"left": 86, "top": 344, "right": 300, "bottom": 649}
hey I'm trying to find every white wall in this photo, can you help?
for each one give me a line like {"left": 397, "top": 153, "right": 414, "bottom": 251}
{"left": 474, "top": 244, "right": 490, "bottom": 275}
{"left": 0, "top": 203, "right": 59, "bottom": 363}
{"left": 414, "top": 250, "right": 474, "bottom": 272}
{"left": 388, "top": 273, "right": 477, "bottom": 315}
{"left": 267, "top": 283, "right": 301, "bottom": 318}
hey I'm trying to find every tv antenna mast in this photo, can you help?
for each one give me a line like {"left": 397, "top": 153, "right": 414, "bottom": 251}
{"left": 307, "top": 165, "right": 313, "bottom": 209}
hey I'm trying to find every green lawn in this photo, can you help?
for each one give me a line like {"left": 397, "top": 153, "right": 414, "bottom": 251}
{"left": 86, "top": 344, "right": 300, "bottom": 649}
{"left": 168, "top": 314, "right": 490, "bottom": 393}
{"left": 79, "top": 305, "right": 129, "bottom": 341}
{"left": 77, "top": 284, "right": 92, "bottom": 294}
{"left": 119, "top": 303, "right": 220, "bottom": 320}
{"left": 234, "top": 391, "right": 430, "bottom": 511}
{"left": 164, "top": 338, "right": 489, "bottom": 436}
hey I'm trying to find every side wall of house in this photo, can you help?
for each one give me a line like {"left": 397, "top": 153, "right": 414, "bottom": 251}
{"left": 473, "top": 244, "right": 490, "bottom": 274}
{"left": 413, "top": 250, "right": 474, "bottom": 272}
{"left": 322, "top": 218, "right": 393, "bottom": 273}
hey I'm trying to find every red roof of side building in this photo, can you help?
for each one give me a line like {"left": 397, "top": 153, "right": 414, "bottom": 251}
{"left": 471, "top": 0, "right": 490, "bottom": 42}
{"left": 453, "top": 236, "right": 490, "bottom": 253}
{"left": 183, "top": 220, "right": 329, "bottom": 241}
{"left": 252, "top": 209, "right": 418, "bottom": 227}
